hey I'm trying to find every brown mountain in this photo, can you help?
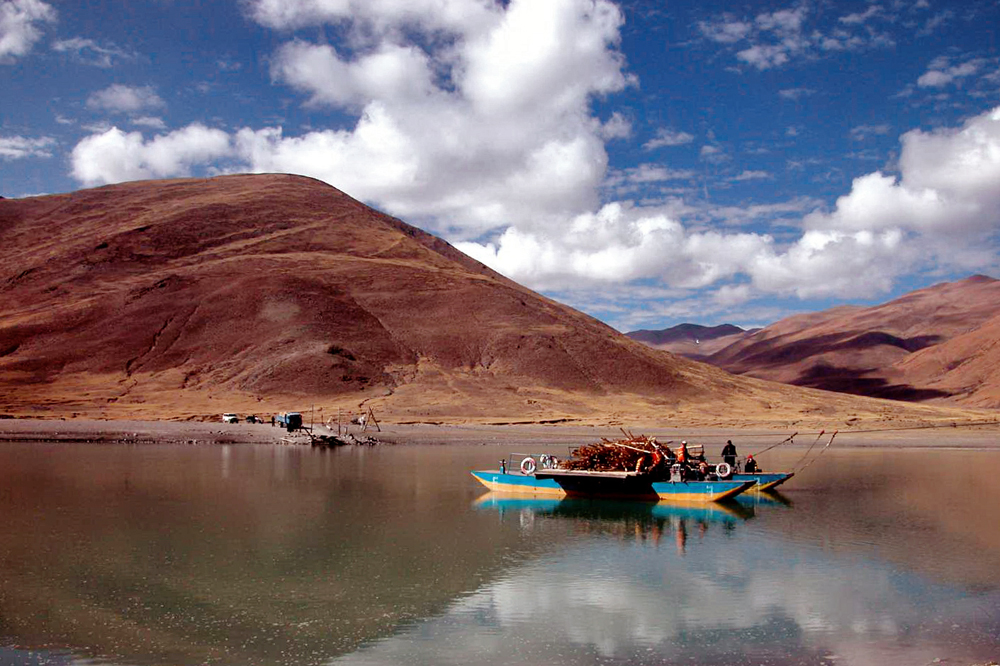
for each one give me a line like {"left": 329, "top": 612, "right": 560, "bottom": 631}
{"left": 0, "top": 174, "right": 981, "bottom": 424}
{"left": 705, "top": 275, "right": 1000, "bottom": 407}
{"left": 626, "top": 324, "right": 753, "bottom": 361}
{"left": 887, "top": 311, "right": 1000, "bottom": 409}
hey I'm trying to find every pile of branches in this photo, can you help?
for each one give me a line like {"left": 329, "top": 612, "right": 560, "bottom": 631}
{"left": 562, "top": 431, "right": 666, "bottom": 472}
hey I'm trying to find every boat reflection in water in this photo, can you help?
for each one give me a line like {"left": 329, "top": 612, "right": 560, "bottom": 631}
{"left": 734, "top": 487, "right": 793, "bottom": 508}
{"left": 473, "top": 494, "right": 755, "bottom": 554}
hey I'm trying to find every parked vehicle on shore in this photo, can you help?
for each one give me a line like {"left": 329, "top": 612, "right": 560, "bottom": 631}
{"left": 276, "top": 412, "right": 303, "bottom": 432}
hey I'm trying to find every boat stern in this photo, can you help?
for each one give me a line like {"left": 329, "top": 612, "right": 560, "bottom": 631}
{"left": 470, "top": 470, "right": 566, "bottom": 497}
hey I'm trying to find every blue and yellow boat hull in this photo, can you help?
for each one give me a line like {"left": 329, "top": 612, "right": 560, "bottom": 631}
{"left": 730, "top": 472, "right": 794, "bottom": 492}
{"left": 471, "top": 470, "right": 755, "bottom": 503}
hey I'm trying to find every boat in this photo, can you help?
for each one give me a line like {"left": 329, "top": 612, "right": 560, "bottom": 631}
{"left": 470, "top": 467, "right": 755, "bottom": 503}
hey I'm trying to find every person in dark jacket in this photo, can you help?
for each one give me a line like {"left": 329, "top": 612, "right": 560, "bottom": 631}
{"left": 721, "top": 440, "right": 737, "bottom": 467}
{"left": 744, "top": 454, "right": 759, "bottom": 474}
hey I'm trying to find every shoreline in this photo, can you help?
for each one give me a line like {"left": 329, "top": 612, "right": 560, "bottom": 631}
{"left": 1, "top": 418, "right": 999, "bottom": 449}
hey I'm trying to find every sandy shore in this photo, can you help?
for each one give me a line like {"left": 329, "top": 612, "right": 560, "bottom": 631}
{"left": 1, "top": 418, "right": 999, "bottom": 449}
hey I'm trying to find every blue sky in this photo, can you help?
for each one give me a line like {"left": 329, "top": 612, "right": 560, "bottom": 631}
{"left": 2, "top": 0, "right": 999, "bottom": 332}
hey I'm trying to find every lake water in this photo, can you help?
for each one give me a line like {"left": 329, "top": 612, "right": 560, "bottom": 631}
{"left": 1, "top": 442, "right": 998, "bottom": 665}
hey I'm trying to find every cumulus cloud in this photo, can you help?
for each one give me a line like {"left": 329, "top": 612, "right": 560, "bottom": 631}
{"left": 0, "top": 133, "right": 55, "bottom": 159}
{"left": 0, "top": 0, "right": 55, "bottom": 61}
{"left": 249, "top": 0, "right": 499, "bottom": 36}
{"left": 457, "top": 201, "right": 771, "bottom": 291}
{"left": 461, "top": 106, "right": 1000, "bottom": 300}
{"left": 71, "top": 124, "right": 231, "bottom": 185}
{"left": 86, "top": 84, "right": 165, "bottom": 114}
{"left": 271, "top": 40, "right": 436, "bottom": 109}
{"left": 808, "top": 107, "right": 1000, "bottom": 238}
{"left": 236, "top": 0, "right": 633, "bottom": 235}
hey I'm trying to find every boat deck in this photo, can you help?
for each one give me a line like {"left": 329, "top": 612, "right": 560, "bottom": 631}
{"left": 535, "top": 469, "right": 643, "bottom": 480}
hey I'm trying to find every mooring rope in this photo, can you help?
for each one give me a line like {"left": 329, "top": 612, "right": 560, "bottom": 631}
{"left": 749, "top": 432, "right": 797, "bottom": 458}
{"left": 796, "top": 431, "right": 839, "bottom": 474}
{"left": 793, "top": 430, "right": 827, "bottom": 469}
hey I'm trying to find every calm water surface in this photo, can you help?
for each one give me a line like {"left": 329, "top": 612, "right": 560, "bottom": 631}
{"left": 1, "top": 443, "right": 998, "bottom": 665}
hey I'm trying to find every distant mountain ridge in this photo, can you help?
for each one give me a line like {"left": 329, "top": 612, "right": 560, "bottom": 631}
{"left": 625, "top": 323, "right": 755, "bottom": 361}
{"left": 627, "top": 323, "right": 746, "bottom": 345}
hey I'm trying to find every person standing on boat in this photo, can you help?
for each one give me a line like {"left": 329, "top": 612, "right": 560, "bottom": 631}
{"left": 677, "top": 441, "right": 702, "bottom": 480}
{"left": 721, "top": 440, "right": 737, "bottom": 468}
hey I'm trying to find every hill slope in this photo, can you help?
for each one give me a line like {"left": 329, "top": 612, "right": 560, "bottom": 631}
{"left": 0, "top": 175, "right": 980, "bottom": 424}
{"left": 705, "top": 276, "right": 1000, "bottom": 407}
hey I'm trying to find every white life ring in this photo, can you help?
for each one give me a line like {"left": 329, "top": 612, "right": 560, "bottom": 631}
{"left": 520, "top": 456, "right": 537, "bottom": 475}
{"left": 715, "top": 462, "right": 732, "bottom": 479}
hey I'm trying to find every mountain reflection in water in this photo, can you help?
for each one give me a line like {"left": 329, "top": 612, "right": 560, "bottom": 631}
{"left": 1, "top": 443, "right": 998, "bottom": 665}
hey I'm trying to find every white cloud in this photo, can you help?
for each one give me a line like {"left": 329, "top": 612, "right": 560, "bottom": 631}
{"left": 700, "top": 3, "right": 894, "bottom": 71}
{"left": 0, "top": 0, "right": 54, "bottom": 61}
{"left": 597, "top": 112, "right": 631, "bottom": 140}
{"left": 705, "top": 196, "right": 823, "bottom": 227}
{"left": 71, "top": 124, "right": 231, "bottom": 185}
{"left": 249, "top": 0, "right": 499, "bottom": 36}
{"left": 699, "top": 144, "right": 728, "bottom": 164}
{"left": 918, "top": 10, "right": 952, "bottom": 36}
{"left": 86, "top": 84, "right": 165, "bottom": 114}
{"left": 754, "top": 7, "right": 807, "bottom": 33}
{"left": 849, "top": 123, "right": 892, "bottom": 140}
{"left": 52, "top": 37, "right": 135, "bottom": 67}
{"left": 457, "top": 202, "right": 772, "bottom": 291}
{"left": 733, "top": 170, "right": 771, "bottom": 181}
{"left": 132, "top": 116, "right": 167, "bottom": 129}
{"left": 736, "top": 43, "right": 789, "bottom": 70}
{"left": 839, "top": 5, "right": 882, "bottom": 25}
{"left": 806, "top": 107, "right": 1000, "bottom": 238}
{"left": 461, "top": 106, "right": 1000, "bottom": 300}
{"left": 779, "top": 87, "right": 816, "bottom": 100}
{"left": 643, "top": 128, "right": 694, "bottom": 150}
{"left": 697, "top": 17, "right": 751, "bottom": 44}
{"left": 606, "top": 164, "right": 694, "bottom": 188}
{"left": 917, "top": 57, "right": 986, "bottom": 88}
{"left": 272, "top": 40, "right": 436, "bottom": 109}
{"left": 0, "top": 133, "right": 55, "bottom": 159}
{"left": 232, "top": 0, "right": 633, "bottom": 236}
{"left": 750, "top": 228, "right": 916, "bottom": 299}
